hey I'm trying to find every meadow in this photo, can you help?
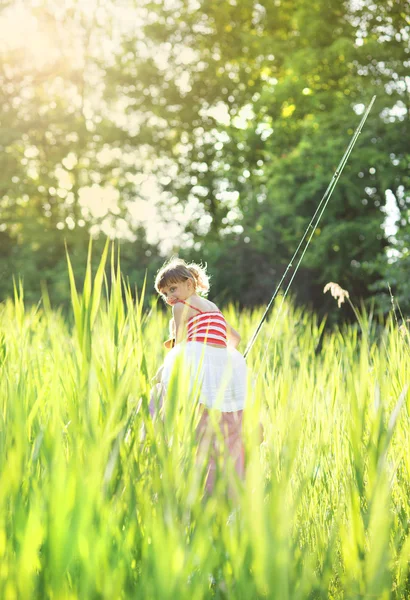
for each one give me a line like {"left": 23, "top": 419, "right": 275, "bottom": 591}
{"left": 0, "top": 244, "right": 409, "bottom": 599}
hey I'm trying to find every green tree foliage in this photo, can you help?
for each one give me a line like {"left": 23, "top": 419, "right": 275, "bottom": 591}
{"left": 105, "top": 0, "right": 409, "bottom": 311}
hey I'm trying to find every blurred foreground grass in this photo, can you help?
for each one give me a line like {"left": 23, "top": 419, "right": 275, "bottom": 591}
{"left": 0, "top": 243, "right": 409, "bottom": 599}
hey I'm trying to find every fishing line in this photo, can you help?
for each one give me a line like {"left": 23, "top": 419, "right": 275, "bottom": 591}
{"left": 244, "top": 95, "right": 376, "bottom": 364}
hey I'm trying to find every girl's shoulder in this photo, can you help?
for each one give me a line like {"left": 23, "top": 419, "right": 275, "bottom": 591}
{"left": 193, "top": 297, "right": 220, "bottom": 313}
{"left": 173, "top": 298, "right": 222, "bottom": 326}
{"left": 178, "top": 296, "right": 220, "bottom": 314}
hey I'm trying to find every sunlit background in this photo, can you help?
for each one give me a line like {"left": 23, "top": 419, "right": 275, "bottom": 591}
{"left": 0, "top": 0, "right": 409, "bottom": 311}
{"left": 0, "top": 0, "right": 176, "bottom": 248}
{"left": 0, "top": 0, "right": 251, "bottom": 250}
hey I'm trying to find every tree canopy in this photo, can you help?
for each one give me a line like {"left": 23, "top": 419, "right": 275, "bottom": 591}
{"left": 0, "top": 0, "right": 409, "bottom": 315}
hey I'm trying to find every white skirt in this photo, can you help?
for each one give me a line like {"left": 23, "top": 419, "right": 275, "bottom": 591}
{"left": 161, "top": 342, "right": 247, "bottom": 412}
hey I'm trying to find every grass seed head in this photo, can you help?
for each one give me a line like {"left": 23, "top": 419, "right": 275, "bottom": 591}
{"left": 323, "top": 282, "right": 350, "bottom": 308}
{"left": 399, "top": 319, "right": 410, "bottom": 338}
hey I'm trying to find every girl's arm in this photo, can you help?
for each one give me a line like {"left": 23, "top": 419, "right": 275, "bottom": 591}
{"left": 226, "top": 321, "right": 241, "bottom": 349}
{"left": 172, "top": 302, "right": 187, "bottom": 344}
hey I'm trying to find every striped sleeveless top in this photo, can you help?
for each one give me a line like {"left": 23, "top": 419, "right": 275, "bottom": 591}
{"left": 176, "top": 300, "right": 227, "bottom": 347}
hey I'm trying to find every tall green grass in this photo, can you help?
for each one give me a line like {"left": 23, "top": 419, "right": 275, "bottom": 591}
{"left": 0, "top": 244, "right": 409, "bottom": 599}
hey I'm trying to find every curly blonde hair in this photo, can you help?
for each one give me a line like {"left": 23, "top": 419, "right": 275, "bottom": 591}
{"left": 154, "top": 257, "right": 210, "bottom": 296}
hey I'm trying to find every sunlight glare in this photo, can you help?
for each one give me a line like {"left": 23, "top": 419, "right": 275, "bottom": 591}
{"left": 0, "top": 3, "right": 61, "bottom": 69}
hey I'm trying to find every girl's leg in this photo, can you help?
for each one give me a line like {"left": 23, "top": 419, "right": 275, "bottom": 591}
{"left": 196, "top": 407, "right": 245, "bottom": 496}
{"left": 196, "top": 407, "right": 217, "bottom": 495}
{"left": 218, "top": 410, "right": 245, "bottom": 502}
{"left": 220, "top": 410, "right": 245, "bottom": 480}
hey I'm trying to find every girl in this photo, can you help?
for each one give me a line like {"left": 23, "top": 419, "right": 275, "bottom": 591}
{"left": 154, "top": 257, "right": 247, "bottom": 494}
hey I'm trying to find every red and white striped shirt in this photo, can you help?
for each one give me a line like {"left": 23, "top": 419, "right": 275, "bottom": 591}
{"left": 187, "top": 311, "right": 227, "bottom": 347}
{"left": 176, "top": 300, "right": 227, "bottom": 347}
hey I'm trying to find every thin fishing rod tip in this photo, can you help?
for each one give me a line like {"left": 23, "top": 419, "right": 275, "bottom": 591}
{"left": 244, "top": 99, "right": 374, "bottom": 360}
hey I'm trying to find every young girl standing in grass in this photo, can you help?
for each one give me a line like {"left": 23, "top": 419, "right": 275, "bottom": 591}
{"left": 153, "top": 257, "right": 247, "bottom": 494}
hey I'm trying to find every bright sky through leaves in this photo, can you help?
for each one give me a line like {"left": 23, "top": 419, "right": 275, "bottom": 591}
{"left": 0, "top": 0, "right": 181, "bottom": 248}
{"left": 0, "top": 0, "right": 404, "bottom": 253}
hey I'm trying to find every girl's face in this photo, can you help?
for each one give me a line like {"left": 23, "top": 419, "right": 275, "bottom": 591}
{"left": 161, "top": 278, "right": 194, "bottom": 306}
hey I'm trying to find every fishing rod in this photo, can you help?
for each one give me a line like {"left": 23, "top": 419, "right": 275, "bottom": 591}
{"left": 243, "top": 95, "right": 376, "bottom": 360}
